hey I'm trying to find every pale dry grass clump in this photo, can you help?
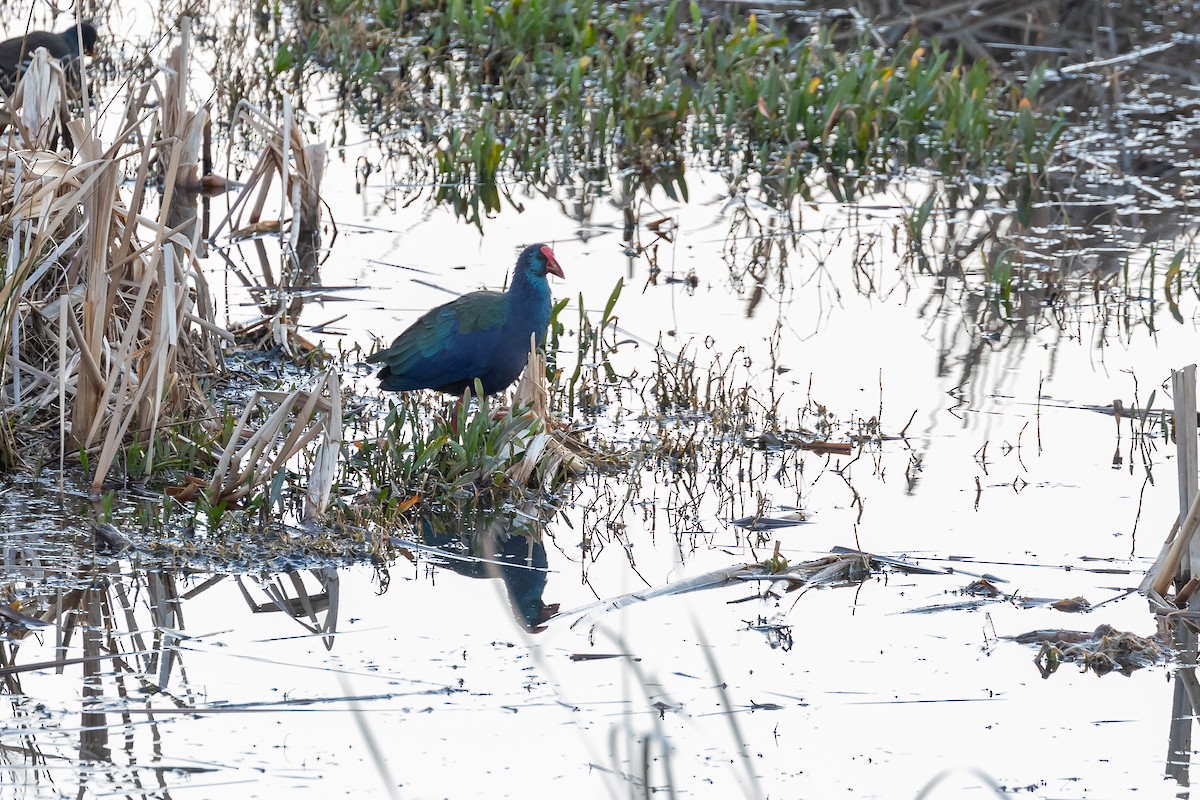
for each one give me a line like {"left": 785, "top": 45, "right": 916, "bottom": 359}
{"left": 506, "top": 337, "right": 585, "bottom": 485}
{"left": 0, "top": 129, "right": 211, "bottom": 488}
{"left": 0, "top": 18, "right": 336, "bottom": 512}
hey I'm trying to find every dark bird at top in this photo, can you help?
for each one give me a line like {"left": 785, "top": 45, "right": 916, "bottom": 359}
{"left": 0, "top": 22, "right": 98, "bottom": 86}
{"left": 367, "top": 243, "right": 565, "bottom": 396}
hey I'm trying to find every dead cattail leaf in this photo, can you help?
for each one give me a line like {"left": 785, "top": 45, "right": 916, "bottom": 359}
{"left": 206, "top": 372, "right": 341, "bottom": 507}
{"left": 6, "top": 48, "right": 68, "bottom": 151}
{"left": 303, "top": 369, "right": 343, "bottom": 522}
{"left": 506, "top": 335, "right": 587, "bottom": 485}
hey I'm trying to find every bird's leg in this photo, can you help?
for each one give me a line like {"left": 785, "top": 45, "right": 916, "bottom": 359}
{"left": 444, "top": 387, "right": 510, "bottom": 438}
{"left": 446, "top": 396, "right": 466, "bottom": 438}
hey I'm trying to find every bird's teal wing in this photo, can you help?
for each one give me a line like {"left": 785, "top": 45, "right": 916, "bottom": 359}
{"left": 366, "top": 292, "right": 509, "bottom": 391}
{"left": 451, "top": 291, "right": 509, "bottom": 335}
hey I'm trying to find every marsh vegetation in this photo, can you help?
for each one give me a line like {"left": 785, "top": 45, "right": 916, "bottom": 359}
{"left": 1, "top": 1, "right": 1200, "bottom": 798}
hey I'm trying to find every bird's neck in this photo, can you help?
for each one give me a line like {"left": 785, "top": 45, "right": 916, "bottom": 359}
{"left": 507, "top": 270, "right": 552, "bottom": 337}
{"left": 508, "top": 268, "right": 547, "bottom": 301}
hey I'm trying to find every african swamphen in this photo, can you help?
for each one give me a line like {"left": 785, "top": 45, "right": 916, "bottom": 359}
{"left": 368, "top": 243, "right": 564, "bottom": 396}
{"left": 0, "top": 22, "right": 98, "bottom": 87}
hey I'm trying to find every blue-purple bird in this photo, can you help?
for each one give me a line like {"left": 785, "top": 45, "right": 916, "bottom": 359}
{"left": 368, "top": 243, "right": 564, "bottom": 396}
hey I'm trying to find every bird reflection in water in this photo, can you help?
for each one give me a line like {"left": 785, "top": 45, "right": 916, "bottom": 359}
{"left": 419, "top": 505, "right": 559, "bottom": 632}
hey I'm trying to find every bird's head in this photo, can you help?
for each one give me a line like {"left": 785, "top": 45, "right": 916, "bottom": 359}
{"left": 79, "top": 22, "right": 98, "bottom": 55}
{"left": 520, "top": 243, "right": 564, "bottom": 281}
{"left": 61, "top": 22, "right": 98, "bottom": 56}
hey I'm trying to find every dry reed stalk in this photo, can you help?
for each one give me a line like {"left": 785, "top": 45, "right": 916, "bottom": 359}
{"left": 161, "top": 18, "right": 208, "bottom": 192}
{"left": 505, "top": 336, "right": 591, "bottom": 485}
{"left": 1147, "top": 489, "right": 1200, "bottom": 599}
{"left": 1178, "top": 366, "right": 1200, "bottom": 582}
{"left": 212, "top": 99, "right": 330, "bottom": 353}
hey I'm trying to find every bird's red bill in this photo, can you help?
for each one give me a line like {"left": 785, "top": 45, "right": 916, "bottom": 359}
{"left": 541, "top": 245, "right": 565, "bottom": 278}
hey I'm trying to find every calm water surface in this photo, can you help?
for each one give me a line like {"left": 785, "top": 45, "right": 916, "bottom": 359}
{"left": 2, "top": 3, "right": 1199, "bottom": 798}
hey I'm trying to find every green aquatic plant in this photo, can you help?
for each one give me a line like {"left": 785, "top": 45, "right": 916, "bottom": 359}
{"left": 548, "top": 278, "right": 623, "bottom": 417}
{"left": 344, "top": 375, "right": 575, "bottom": 529}
{"left": 296, "top": 0, "right": 1060, "bottom": 227}
{"left": 1163, "top": 247, "right": 1188, "bottom": 324}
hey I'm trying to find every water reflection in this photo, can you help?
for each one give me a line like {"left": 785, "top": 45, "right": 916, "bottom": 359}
{"left": 711, "top": 165, "right": 1197, "bottom": 400}
{"left": 236, "top": 568, "right": 340, "bottom": 650}
{"left": 0, "top": 561, "right": 185, "bottom": 782}
{"left": 0, "top": 515, "right": 558, "bottom": 795}
{"left": 1168, "top": 625, "right": 1197, "bottom": 787}
{"left": 418, "top": 505, "right": 559, "bottom": 633}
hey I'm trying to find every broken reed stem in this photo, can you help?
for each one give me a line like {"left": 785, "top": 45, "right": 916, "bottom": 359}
{"left": 1142, "top": 515, "right": 1182, "bottom": 606}
{"left": 1149, "top": 484, "right": 1200, "bottom": 598}
{"left": 1176, "top": 366, "right": 1199, "bottom": 586}
{"left": 1147, "top": 365, "right": 1200, "bottom": 599}
{"left": 304, "top": 369, "right": 342, "bottom": 522}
